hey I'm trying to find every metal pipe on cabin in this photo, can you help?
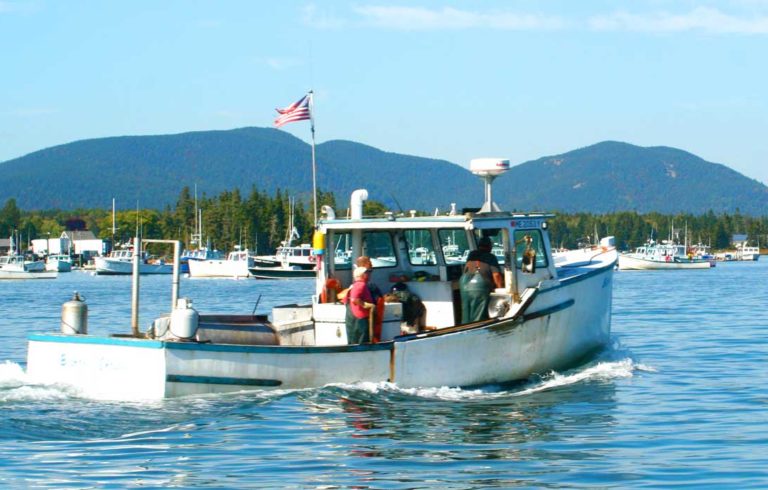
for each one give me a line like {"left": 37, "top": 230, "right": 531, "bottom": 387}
{"left": 171, "top": 240, "right": 180, "bottom": 310}
{"left": 130, "top": 236, "right": 141, "bottom": 337}
{"left": 508, "top": 232, "right": 520, "bottom": 303}
{"left": 143, "top": 239, "right": 182, "bottom": 311}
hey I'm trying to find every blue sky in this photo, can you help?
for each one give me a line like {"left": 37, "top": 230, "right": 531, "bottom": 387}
{"left": 2, "top": 1, "right": 768, "bottom": 184}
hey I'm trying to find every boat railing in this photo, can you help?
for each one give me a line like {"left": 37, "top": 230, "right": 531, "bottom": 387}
{"left": 130, "top": 238, "right": 182, "bottom": 337}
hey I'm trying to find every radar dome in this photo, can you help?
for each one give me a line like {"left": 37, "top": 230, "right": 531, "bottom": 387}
{"left": 470, "top": 158, "right": 510, "bottom": 177}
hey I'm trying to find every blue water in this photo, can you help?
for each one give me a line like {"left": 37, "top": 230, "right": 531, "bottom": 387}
{"left": 1, "top": 264, "right": 766, "bottom": 488}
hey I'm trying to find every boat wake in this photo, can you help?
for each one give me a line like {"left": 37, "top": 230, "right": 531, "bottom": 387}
{"left": 329, "top": 344, "right": 656, "bottom": 401}
{"left": 0, "top": 360, "right": 82, "bottom": 402}
{"left": 1, "top": 340, "right": 656, "bottom": 405}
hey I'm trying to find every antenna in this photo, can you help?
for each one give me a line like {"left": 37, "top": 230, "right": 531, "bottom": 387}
{"left": 470, "top": 158, "right": 510, "bottom": 212}
{"left": 111, "top": 198, "right": 117, "bottom": 243}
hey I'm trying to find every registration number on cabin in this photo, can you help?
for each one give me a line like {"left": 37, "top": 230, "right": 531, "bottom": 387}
{"left": 510, "top": 219, "right": 543, "bottom": 229}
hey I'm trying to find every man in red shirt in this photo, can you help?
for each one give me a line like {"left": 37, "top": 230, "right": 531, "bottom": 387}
{"left": 345, "top": 266, "right": 375, "bottom": 343}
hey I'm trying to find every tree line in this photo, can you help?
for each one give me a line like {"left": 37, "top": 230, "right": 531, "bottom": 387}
{"left": 1, "top": 189, "right": 766, "bottom": 255}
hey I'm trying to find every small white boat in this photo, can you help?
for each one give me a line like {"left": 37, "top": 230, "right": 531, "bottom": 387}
{"left": 187, "top": 248, "right": 254, "bottom": 278}
{"left": 0, "top": 253, "right": 46, "bottom": 273}
{"left": 94, "top": 249, "right": 173, "bottom": 275}
{"left": 735, "top": 243, "right": 761, "bottom": 261}
{"left": 618, "top": 240, "right": 714, "bottom": 270}
{"left": 180, "top": 248, "right": 223, "bottom": 273}
{"left": 26, "top": 159, "right": 617, "bottom": 400}
{"left": 45, "top": 254, "right": 73, "bottom": 272}
{"left": 253, "top": 243, "right": 316, "bottom": 270}
{"left": 0, "top": 267, "right": 57, "bottom": 280}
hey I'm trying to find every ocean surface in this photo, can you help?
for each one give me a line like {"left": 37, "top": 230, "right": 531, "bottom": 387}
{"left": 1, "top": 262, "right": 766, "bottom": 488}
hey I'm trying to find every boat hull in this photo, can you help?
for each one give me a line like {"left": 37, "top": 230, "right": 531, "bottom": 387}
{"left": 45, "top": 258, "right": 73, "bottom": 272}
{"left": 26, "top": 263, "right": 613, "bottom": 400}
{"left": 249, "top": 266, "right": 315, "bottom": 279}
{"left": 94, "top": 257, "right": 172, "bottom": 275}
{"left": 187, "top": 258, "right": 252, "bottom": 278}
{"left": 618, "top": 254, "right": 713, "bottom": 270}
{"left": 0, "top": 270, "right": 58, "bottom": 280}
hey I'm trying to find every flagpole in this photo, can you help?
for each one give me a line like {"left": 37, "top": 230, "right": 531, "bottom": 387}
{"left": 309, "top": 90, "right": 317, "bottom": 226}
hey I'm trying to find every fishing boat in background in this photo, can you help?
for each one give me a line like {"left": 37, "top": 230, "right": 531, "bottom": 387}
{"left": 253, "top": 198, "right": 316, "bottom": 271}
{"left": 180, "top": 247, "right": 223, "bottom": 273}
{"left": 94, "top": 249, "right": 173, "bottom": 275}
{"left": 249, "top": 262, "right": 315, "bottom": 279}
{"left": 178, "top": 187, "right": 225, "bottom": 273}
{"left": 187, "top": 247, "right": 254, "bottom": 279}
{"left": 45, "top": 254, "right": 73, "bottom": 272}
{"left": 252, "top": 242, "right": 315, "bottom": 270}
{"left": 0, "top": 234, "right": 51, "bottom": 279}
{"left": 0, "top": 253, "right": 56, "bottom": 279}
{"left": 735, "top": 242, "right": 761, "bottom": 261}
{"left": 26, "top": 159, "right": 617, "bottom": 400}
{"left": 618, "top": 239, "right": 714, "bottom": 270}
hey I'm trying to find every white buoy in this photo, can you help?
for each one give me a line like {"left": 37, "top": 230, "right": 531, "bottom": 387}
{"left": 61, "top": 292, "right": 88, "bottom": 335}
{"left": 170, "top": 297, "right": 199, "bottom": 340}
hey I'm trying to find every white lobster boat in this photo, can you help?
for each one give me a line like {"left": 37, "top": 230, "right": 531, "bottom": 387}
{"left": 186, "top": 248, "right": 254, "bottom": 279}
{"left": 94, "top": 249, "right": 173, "bottom": 275}
{"left": 618, "top": 240, "right": 714, "bottom": 270}
{"left": 26, "top": 159, "right": 617, "bottom": 400}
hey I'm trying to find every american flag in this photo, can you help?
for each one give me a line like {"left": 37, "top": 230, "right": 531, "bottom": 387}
{"left": 274, "top": 93, "right": 312, "bottom": 128}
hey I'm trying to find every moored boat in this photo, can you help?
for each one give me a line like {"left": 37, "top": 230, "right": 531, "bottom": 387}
{"left": 26, "top": 159, "right": 617, "bottom": 400}
{"left": 45, "top": 254, "right": 73, "bottom": 272}
{"left": 618, "top": 240, "right": 714, "bottom": 270}
{"left": 249, "top": 263, "right": 315, "bottom": 279}
{"left": 179, "top": 247, "right": 223, "bottom": 273}
{"left": 735, "top": 243, "right": 761, "bottom": 261}
{"left": 0, "top": 253, "right": 47, "bottom": 274}
{"left": 187, "top": 248, "right": 254, "bottom": 278}
{"left": 94, "top": 249, "right": 173, "bottom": 275}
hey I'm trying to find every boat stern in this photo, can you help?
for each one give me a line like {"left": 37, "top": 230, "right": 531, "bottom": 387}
{"left": 26, "top": 334, "right": 168, "bottom": 400}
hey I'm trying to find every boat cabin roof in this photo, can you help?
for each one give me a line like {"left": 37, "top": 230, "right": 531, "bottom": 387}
{"left": 318, "top": 211, "right": 555, "bottom": 232}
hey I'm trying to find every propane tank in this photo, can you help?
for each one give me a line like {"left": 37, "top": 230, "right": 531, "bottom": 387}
{"left": 170, "top": 297, "right": 199, "bottom": 340}
{"left": 61, "top": 292, "right": 88, "bottom": 335}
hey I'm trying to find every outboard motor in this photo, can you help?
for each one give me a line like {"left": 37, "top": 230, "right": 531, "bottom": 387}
{"left": 61, "top": 292, "right": 88, "bottom": 335}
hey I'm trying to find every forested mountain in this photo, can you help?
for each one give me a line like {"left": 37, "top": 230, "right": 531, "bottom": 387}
{"left": 500, "top": 141, "right": 768, "bottom": 215}
{"left": 1, "top": 128, "right": 766, "bottom": 215}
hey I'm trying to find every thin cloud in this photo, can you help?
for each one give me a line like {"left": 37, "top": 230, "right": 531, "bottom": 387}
{"left": 3, "top": 108, "right": 57, "bottom": 117}
{"left": 302, "top": 4, "right": 348, "bottom": 29}
{"left": 264, "top": 57, "right": 303, "bottom": 70}
{"left": 590, "top": 7, "right": 768, "bottom": 34}
{"left": 303, "top": 4, "right": 768, "bottom": 35}
{"left": 352, "top": 6, "right": 566, "bottom": 31}
{"left": 0, "top": 1, "right": 41, "bottom": 14}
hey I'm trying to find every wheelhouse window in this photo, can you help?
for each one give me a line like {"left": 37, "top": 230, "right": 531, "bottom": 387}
{"left": 330, "top": 231, "right": 397, "bottom": 269}
{"left": 364, "top": 231, "right": 397, "bottom": 268}
{"left": 438, "top": 229, "right": 470, "bottom": 264}
{"left": 404, "top": 229, "right": 437, "bottom": 266}
{"left": 474, "top": 229, "right": 505, "bottom": 264}
{"left": 514, "top": 229, "right": 548, "bottom": 270}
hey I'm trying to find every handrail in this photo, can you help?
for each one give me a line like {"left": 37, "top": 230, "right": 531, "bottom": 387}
{"left": 130, "top": 238, "right": 182, "bottom": 337}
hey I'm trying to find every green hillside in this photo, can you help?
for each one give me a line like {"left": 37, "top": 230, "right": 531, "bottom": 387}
{"left": 1, "top": 129, "right": 766, "bottom": 215}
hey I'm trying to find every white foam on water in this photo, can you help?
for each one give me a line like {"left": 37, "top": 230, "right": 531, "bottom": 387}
{"left": 513, "top": 358, "right": 651, "bottom": 396}
{"left": 0, "top": 360, "right": 80, "bottom": 402}
{"left": 0, "top": 360, "right": 27, "bottom": 386}
{"left": 346, "top": 381, "right": 496, "bottom": 401}
{"left": 330, "top": 357, "right": 652, "bottom": 401}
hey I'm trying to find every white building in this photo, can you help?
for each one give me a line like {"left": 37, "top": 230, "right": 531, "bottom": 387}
{"left": 63, "top": 230, "right": 105, "bottom": 256}
{"left": 31, "top": 231, "right": 105, "bottom": 257}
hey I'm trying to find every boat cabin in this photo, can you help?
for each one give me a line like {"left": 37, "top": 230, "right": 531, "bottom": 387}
{"left": 295, "top": 187, "right": 558, "bottom": 346}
